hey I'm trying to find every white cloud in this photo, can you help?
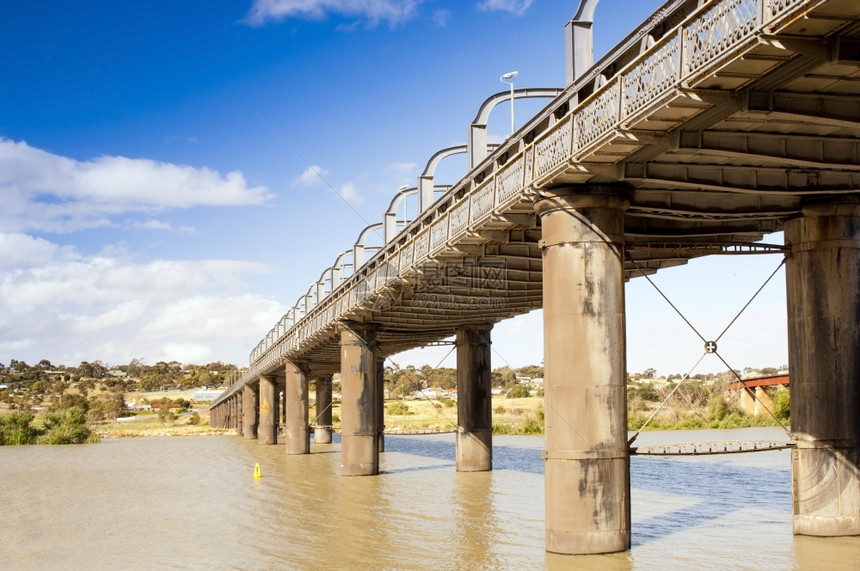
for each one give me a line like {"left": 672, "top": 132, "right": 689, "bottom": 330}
{"left": 0, "top": 138, "right": 273, "bottom": 233}
{"left": 0, "top": 233, "right": 287, "bottom": 367}
{"left": 245, "top": 0, "right": 424, "bottom": 27}
{"left": 133, "top": 219, "right": 173, "bottom": 231}
{"left": 293, "top": 165, "right": 329, "bottom": 188}
{"left": 165, "top": 134, "right": 199, "bottom": 144}
{"left": 383, "top": 161, "right": 417, "bottom": 177}
{"left": 338, "top": 182, "right": 365, "bottom": 205}
{"left": 476, "top": 0, "right": 534, "bottom": 16}
{"left": 0, "top": 232, "right": 79, "bottom": 270}
{"left": 432, "top": 9, "right": 451, "bottom": 27}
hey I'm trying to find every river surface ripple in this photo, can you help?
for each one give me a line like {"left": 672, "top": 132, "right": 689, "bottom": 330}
{"left": 1, "top": 427, "right": 858, "bottom": 570}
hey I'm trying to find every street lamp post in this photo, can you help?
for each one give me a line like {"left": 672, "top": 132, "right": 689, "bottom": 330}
{"left": 500, "top": 71, "right": 518, "bottom": 135}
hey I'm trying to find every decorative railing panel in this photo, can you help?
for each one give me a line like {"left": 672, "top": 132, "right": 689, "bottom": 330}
{"left": 576, "top": 80, "right": 621, "bottom": 150}
{"left": 401, "top": 241, "right": 414, "bottom": 273}
{"left": 533, "top": 117, "right": 573, "bottom": 180}
{"left": 523, "top": 145, "right": 535, "bottom": 190}
{"left": 684, "top": 0, "right": 759, "bottom": 75}
{"left": 765, "top": 0, "right": 806, "bottom": 21}
{"left": 470, "top": 180, "right": 495, "bottom": 224}
{"left": 415, "top": 227, "right": 430, "bottom": 261}
{"left": 497, "top": 155, "right": 525, "bottom": 204}
{"left": 388, "top": 252, "right": 401, "bottom": 280}
{"left": 623, "top": 33, "right": 681, "bottom": 117}
{"left": 449, "top": 199, "right": 470, "bottom": 237}
{"left": 431, "top": 213, "right": 449, "bottom": 251}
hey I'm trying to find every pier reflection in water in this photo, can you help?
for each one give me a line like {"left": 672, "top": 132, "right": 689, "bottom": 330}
{"left": 1, "top": 427, "right": 858, "bottom": 570}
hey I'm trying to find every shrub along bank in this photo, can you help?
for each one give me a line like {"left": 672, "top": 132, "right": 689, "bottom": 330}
{"left": 0, "top": 407, "right": 98, "bottom": 445}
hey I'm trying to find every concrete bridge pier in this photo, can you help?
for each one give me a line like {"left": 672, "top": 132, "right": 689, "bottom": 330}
{"left": 227, "top": 395, "right": 237, "bottom": 431}
{"left": 739, "top": 386, "right": 774, "bottom": 417}
{"left": 242, "top": 384, "right": 258, "bottom": 440}
{"left": 536, "top": 189, "right": 630, "bottom": 555}
{"left": 340, "top": 325, "right": 380, "bottom": 476}
{"left": 258, "top": 374, "right": 278, "bottom": 445}
{"left": 377, "top": 356, "right": 386, "bottom": 453}
{"left": 456, "top": 325, "right": 493, "bottom": 472}
{"left": 785, "top": 200, "right": 860, "bottom": 537}
{"left": 314, "top": 374, "right": 333, "bottom": 444}
{"left": 211, "top": 401, "right": 222, "bottom": 429}
{"left": 284, "top": 362, "right": 310, "bottom": 454}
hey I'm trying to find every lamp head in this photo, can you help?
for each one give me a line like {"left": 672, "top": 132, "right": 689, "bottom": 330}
{"left": 501, "top": 71, "right": 519, "bottom": 80}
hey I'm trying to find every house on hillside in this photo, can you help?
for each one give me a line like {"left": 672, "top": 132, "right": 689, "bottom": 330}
{"left": 191, "top": 389, "right": 224, "bottom": 402}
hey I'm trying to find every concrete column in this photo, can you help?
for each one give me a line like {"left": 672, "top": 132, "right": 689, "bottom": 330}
{"left": 754, "top": 387, "right": 773, "bottom": 417}
{"left": 785, "top": 200, "right": 860, "bottom": 537}
{"left": 739, "top": 387, "right": 756, "bottom": 416}
{"left": 314, "top": 374, "right": 333, "bottom": 444}
{"left": 279, "top": 382, "right": 285, "bottom": 431}
{"left": 275, "top": 381, "right": 281, "bottom": 437}
{"left": 456, "top": 325, "right": 494, "bottom": 472}
{"left": 236, "top": 394, "right": 242, "bottom": 437}
{"left": 242, "top": 385, "right": 258, "bottom": 440}
{"left": 377, "top": 356, "right": 385, "bottom": 453}
{"left": 258, "top": 375, "right": 277, "bottom": 445}
{"left": 535, "top": 189, "right": 630, "bottom": 555}
{"left": 340, "top": 325, "right": 379, "bottom": 476}
{"left": 285, "top": 362, "right": 310, "bottom": 455}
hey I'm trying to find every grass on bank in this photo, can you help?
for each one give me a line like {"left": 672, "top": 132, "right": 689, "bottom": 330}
{"left": 2, "top": 383, "right": 790, "bottom": 443}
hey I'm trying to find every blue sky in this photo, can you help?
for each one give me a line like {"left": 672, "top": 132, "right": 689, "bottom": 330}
{"left": 0, "top": 0, "right": 788, "bottom": 376}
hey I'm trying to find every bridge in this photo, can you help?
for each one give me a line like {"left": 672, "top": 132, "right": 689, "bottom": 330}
{"left": 210, "top": 0, "right": 860, "bottom": 555}
{"left": 727, "top": 373, "right": 790, "bottom": 414}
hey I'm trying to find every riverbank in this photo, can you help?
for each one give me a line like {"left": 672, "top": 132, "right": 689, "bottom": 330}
{"left": 93, "top": 393, "right": 786, "bottom": 438}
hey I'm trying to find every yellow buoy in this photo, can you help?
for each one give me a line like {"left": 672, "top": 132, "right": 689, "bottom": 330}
{"left": 253, "top": 462, "right": 261, "bottom": 479}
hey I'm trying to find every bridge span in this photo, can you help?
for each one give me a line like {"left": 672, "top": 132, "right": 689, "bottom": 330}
{"left": 211, "top": 0, "right": 860, "bottom": 555}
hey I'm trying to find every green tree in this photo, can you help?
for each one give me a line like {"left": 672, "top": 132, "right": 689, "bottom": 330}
{"left": 506, "top": 384, "right": 531, "bottom": 399}
{"left": 516, "top": 364, "right": 544, "bottom": 379}
{"left": 492, "top": 366, "right": 517, "bottom": 388}
{"left": 38, "top": 407, "right": 94, "bottom": 445}
{"left": 0, "top": 411, "right": 39, "bottom": 445}
{"left": 773, "top": 388, "right": 790, "bottom": 421}
{"left": 157, "top": 398, "right": 175, "bottom": 424}
{"left": 50, "top": 393, "right": 90, "bottom": 413}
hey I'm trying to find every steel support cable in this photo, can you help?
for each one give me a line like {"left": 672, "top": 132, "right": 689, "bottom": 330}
{"left": 626, "top": 253, "right": 792, "bottom": 442}
{"left": 628, "top": 352, "right": 707, "bottom": 446}
{"left": 384, "top": 345, "right": 458, "bottom": 430}
{"left": 491, "top": 345, "right": 594, "bottom": 449}
{"left": 254, "top": 109, "right": 385, "bottom": 242}
{"left": 635, "top": 269, "right": 708, "bottom": 345}
{"left": 712, "top": 349, "right": 792, "bottom": 437}
{"left": 714, "top": 258, "right": 786, "bottom": 345}
{"left": 310, "top": 395, "right": 333, "bottom": 429}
